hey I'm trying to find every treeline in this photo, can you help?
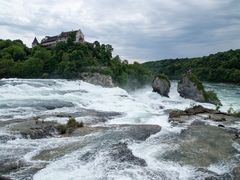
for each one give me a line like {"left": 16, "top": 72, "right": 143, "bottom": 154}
{"left": 0, "top": 38, "right": 152, "bottom": 88}
{"left": 143, "top": 49, "right": 240, "bottom": 84}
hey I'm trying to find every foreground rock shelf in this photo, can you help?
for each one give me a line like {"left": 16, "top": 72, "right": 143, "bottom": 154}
{"left": 0, "top": 116, "right": 161, "bottom": 179}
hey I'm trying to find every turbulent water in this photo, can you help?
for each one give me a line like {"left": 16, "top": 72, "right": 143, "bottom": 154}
{"left": 0, "top": 79, "right": 239, "bottom": 180}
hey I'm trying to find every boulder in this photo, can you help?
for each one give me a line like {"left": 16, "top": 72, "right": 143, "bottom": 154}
{"left": 152, "top": 75, "right": 170, "bottom": 97}
{"left": 80, "top": 72, "right": 114, "bottom": 87}
{"left": 177, "top": 73, "right": 221, "bottom": 105}
{"left": 177, "top": 73, "right": 205, "bottom": 102}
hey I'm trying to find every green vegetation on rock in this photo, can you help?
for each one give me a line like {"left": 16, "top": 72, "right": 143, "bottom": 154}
{"left": 0, "top": 39, "right": 152, "bottom": 88}
{"left": 204, "top": 90, "right": 221, "bottom": 106}
{"left": 143, "top": 49, "right": 240, "bottom": 84}
{"left": 156, "top": 74, "right": 170, "bottom": 86}
{"left": 187, "top": 73, "right": 204, "bottom": 92}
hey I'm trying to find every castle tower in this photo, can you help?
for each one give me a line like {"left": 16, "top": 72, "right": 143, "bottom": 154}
{"left": 32, "top": 37, "right": 39, "bottom": 47}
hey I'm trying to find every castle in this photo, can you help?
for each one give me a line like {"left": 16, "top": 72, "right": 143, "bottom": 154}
{"left": 32, "top": 29, "right": 84, "bottom": 47}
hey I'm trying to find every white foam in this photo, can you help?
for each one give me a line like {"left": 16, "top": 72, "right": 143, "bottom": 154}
{"left": 0, "top": 79, "right": 239, "bottom": 179}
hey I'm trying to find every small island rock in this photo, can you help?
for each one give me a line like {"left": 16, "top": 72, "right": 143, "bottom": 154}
{"left": 177, "top": 72, "right": 221, "bottom": 105}
{"left": 152, "top": 75, "right": 170, "bottom": 97}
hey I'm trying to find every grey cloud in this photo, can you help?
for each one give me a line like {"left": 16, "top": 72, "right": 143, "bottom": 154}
{"left": 0, "top": 0, "right": 240, "bottom": 61}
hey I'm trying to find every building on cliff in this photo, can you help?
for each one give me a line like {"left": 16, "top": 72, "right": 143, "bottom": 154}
{"left": 32, "top": 29, "right": 84, "bottom": 47}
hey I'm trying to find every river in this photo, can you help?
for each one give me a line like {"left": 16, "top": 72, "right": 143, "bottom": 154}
{"left": 0, "top": 79, "right": 239, "bottom": 179}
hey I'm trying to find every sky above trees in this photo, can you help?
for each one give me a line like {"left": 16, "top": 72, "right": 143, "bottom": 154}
{"left": 0, "top": 0, "right": 240, "bottom": 61}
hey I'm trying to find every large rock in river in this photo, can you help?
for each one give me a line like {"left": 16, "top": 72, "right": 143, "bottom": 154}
{"left": 177, "top": 73, "right": 205, "bottom": 102}
{"left": 152, "top": 75, "right": 170, "bottom": 97}
{"left": 80, "top": 72, "right": 114, "bottom": 87}
{"left": 177, "top": 73, "right": 221, "bottom": 105}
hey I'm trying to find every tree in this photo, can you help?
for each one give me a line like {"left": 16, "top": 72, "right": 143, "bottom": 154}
{"left": 0, "top": 58, "right": 14, "bottom": 78}
{"left": 22, "top": 58, "right": 44, "bottom": 78}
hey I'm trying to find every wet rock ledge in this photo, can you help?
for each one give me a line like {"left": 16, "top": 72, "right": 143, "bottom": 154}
{"left": 169, "top": 105, "right": 237, "bottom": 123}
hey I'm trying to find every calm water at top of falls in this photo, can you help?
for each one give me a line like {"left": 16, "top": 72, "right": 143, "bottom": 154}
{"left": 0, "top": 79, "right": 239, "bottom": 180}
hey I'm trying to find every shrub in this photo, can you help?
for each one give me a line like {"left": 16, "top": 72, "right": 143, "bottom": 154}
{"left": 57, "top": 124, "right": 67, "bottom": 134}
{"left": 57, "top": 117, "right": 83, "bottom": 135}
{"left": 67, "top": 117, "right": 83, "bottom": 128}
{"left": 204, "top": 90, "right": 221, "bottom": 106}
{"left": 187, "top": 73, "right": 204, "bottom": 92}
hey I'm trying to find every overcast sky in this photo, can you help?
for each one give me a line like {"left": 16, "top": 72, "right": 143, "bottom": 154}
{"left": 0, "top": 0, "right": 240, "bottom": 62}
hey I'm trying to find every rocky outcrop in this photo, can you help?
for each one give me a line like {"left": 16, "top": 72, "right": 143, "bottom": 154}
{"left": 80, "top": 72, "right": 114, "bottom": 87}
{"left": 178, "top": 73, "right": 205, "bottom": 102}
{"left": 169, "top": 105, "right": 216, "bottom": 120}
{"left": 32, "top": 124, "right": 161, "bottom": 163}
{"left": 152, "top": 75, "right": 170, "bottom": 97}
{"left": 168, "top": 105, "right": 237, "bottom": 123}
{"left": 177, "top": 73, "right": 221, "bottom": 105}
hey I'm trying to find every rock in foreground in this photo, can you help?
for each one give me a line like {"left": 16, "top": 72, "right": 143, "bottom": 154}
{"left": 152, "top": 74, "right": 170, "bottom": 97}
{"left": 163, "top": 121, "right": 240, "bottom": 170}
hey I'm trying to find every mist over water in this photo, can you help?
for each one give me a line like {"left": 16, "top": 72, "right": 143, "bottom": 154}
{"left": 0, "top": 79, "right": 239, "bottom": 180}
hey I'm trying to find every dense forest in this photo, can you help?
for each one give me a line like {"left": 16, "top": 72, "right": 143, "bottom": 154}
{"left": 1, "top": 35, "right": 240, "bottom": 87}
{"left": 143, "top": 49, "right": 240, "bottom": 84}
{"left": 0, "top": 37, "right": 152, "bottom": 88}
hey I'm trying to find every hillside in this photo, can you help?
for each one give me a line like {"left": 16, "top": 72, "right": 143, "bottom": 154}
{"left": 0, "top": 38, "right": 152, "bottom": 88}
{"left": 143, "top": 49, "right": 240, "bottom": 84}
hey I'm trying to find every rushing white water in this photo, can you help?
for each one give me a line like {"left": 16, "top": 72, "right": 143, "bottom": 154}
{"left": 0, "top": 79, "right": 239, "bottom": 180}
